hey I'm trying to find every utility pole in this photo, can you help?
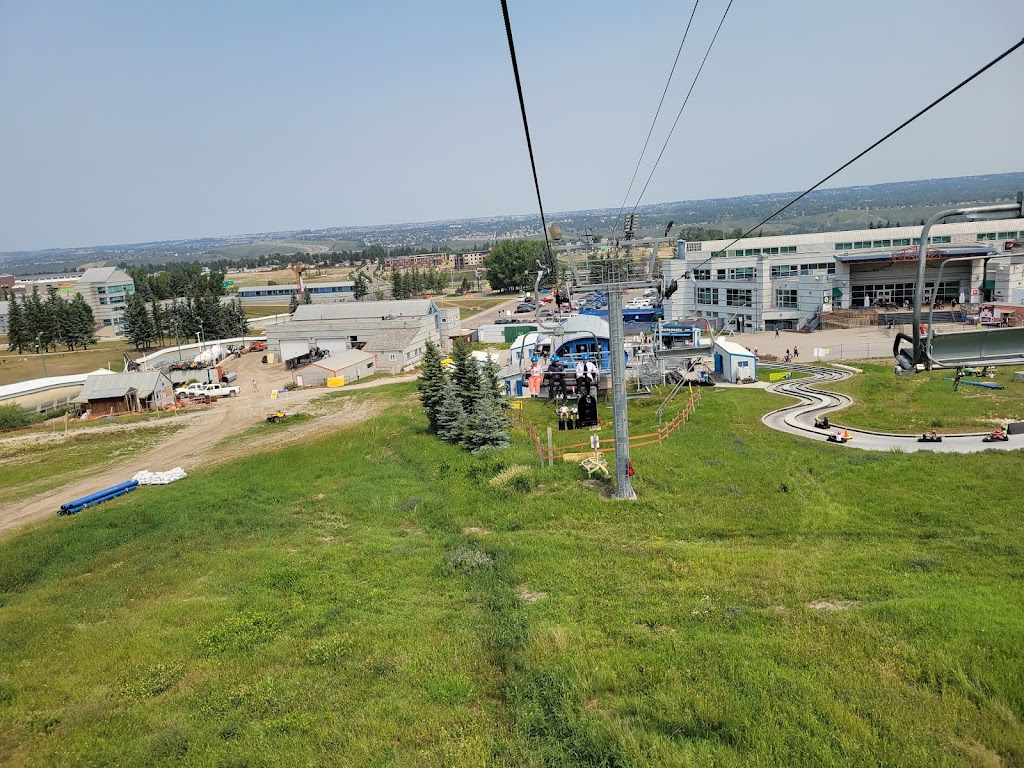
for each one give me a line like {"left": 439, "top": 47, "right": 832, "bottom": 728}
{"left": 606, "top": 286, "right": 634, "bottom": 499}
{"left": 36, "top": 334, "right": 49, "bottom": 377}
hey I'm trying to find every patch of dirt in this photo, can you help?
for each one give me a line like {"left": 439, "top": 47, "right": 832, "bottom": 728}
{"left": 806, "top": 599, "right": 860, "bottom": 612}
{"left": 400, "top": 523, "right": 424, "bottom": 534}
{"left": 462, "top": 526, "right": 488, "bottom": 535}
{"left": 0, "top": 352, "right": 397, "bottom": 539}
{"left": 311, "top": 493, "right": 326, "bottom": 501}
{"left": 517, "top": 586, "right": 548, "bottom": 603}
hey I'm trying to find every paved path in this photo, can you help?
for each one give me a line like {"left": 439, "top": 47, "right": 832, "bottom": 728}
{"left": 760, "top": 362, "right": 1015, "bottom": 453}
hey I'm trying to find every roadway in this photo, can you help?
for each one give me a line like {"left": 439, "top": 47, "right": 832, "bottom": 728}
{"left": 760, "top": 362, "right": 1015, "bottom": 453}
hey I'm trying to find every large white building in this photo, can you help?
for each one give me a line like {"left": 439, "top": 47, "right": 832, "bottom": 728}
{"left": 72, "top": 267, "right": 137, "bottom": 336}
{"left": 664, "top": 218, "right": 1024, "bottom": 331}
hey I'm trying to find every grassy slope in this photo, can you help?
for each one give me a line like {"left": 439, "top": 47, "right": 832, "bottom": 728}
{"left": 822, "top": 363, "right": 1024, "bottom": 431}
{"left": 0, "top": 425, "right": 182, "bottom": 502}
{"left": 0, "top": 384, "right": 1022, "bottom": 766}
{"left": 0, "top": 342, "right": 131, "bottom": 388}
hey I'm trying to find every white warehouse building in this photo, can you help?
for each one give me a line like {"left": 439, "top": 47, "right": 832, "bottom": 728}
{"left": 663, "top": 218, "right": 1024, "bottom": 332}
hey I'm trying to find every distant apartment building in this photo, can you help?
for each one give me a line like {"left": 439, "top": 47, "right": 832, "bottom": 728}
{"left": 382, "top": 253, "right": 449, "bottom": 271}
{"left": 0, "top": 300, "right": 8, "bottom": 334}
{"left": 453, "top": 251, "right": 488, "bottom": 270}
{"left": 0, "top": 274, "right": 15, "bottom": 294}
{"left": 72, "top": 267, "right": 136, "bottom": 336}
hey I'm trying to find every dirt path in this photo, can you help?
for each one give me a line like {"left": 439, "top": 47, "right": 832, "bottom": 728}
{"left": 0, "top": 354, "right": 415, "bottom": 539}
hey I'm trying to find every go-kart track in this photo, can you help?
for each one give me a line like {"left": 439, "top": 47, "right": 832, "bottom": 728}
{"left": 760, "top": 363, "right": 1016, "bottom": 453}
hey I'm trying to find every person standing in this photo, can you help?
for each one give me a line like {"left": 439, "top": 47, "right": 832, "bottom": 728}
{"left": 774, "top": 328, "right": 780, "bottom": 339}
{"left": 253, "top": 379, "right": 259, "bottom": 392}
{"left": 793, "top": 346, "right": 799, "bottom": 359}
{"left": 527, "top": 356, "right": 543, "bottom": 398}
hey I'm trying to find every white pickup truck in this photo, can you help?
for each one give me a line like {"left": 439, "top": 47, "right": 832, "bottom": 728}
{"left": 202, "top": 382, "right": 241, "bottom": 398}
{"left": 174, "top": 382, "right": 208, "bottom": 399}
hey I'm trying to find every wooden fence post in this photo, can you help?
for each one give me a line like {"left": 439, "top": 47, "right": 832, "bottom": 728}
{"left": 547, "top": 427, "right": 553, "bottom": 467}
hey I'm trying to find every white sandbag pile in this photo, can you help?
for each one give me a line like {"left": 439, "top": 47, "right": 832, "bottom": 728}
{"left": 131, "top": 468, "right": 188, "bottom": 485}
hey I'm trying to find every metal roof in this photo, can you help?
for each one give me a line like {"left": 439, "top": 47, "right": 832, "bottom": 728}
{"left": 714, "top": 339, "right": 756, "bottom": 357}
{"left": 77, "top": 267, "right": 128, "bottom": 284}
{"left": 299, "top": 350, "right": 376, "bottom": 372}
{"left": 363, "top": 327, "right": 422, "bottom": 352}
{"left": 292, "top": 300, "right": 436, "bottom": 321}
{"left": 74, "top": 371, "right": 171, "bottom": 403}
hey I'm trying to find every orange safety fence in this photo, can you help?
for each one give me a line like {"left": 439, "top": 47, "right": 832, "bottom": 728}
{"left": 512, "top": 386, "right": 702, "bottom": 464}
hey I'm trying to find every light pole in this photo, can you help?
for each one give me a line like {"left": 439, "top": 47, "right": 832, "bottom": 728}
{"left": 36, "top": 334, "right": 49, "bottom": 377}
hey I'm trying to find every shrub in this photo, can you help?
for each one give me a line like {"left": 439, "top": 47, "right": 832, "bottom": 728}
{"left": 0, "top": 404, "right": 31, "bottom": 432}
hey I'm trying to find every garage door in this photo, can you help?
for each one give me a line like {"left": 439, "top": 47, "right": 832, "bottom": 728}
{"left": 316, "top": 338, "right": 349, "bottom": 356}
{"left": 280, "top": 340, "right": 310, "bottom": 362}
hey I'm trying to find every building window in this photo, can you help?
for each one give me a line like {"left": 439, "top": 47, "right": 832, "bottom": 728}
{"left": 931, "top": 235, "right": 951, "bottom": 244}
{"left": 893, "top": 238, "right": 912, "bottom": 246}
{"left": 780, "top": 246, "right": 797, "bottom": 254}
{"left": 730, "top": 267, "right": 755, "bottom": 280}
{"left": 853, "top": 241, "right": 872, "bottom": 249}
{"left": 102, "top": 319, "right": 112, "bottom": 326}
{"left": 693, "top": 269, "right": 711, "bottom": 280}
{"left": 726, "top": 289, "right": 752, "bottom": 307}
{"left": 775, "top": 289, "right": 798, "bottom": 309}
{"left": 685, "top": 242, "right": 702, "bottom": 252}
{"left": 697, "top": 287, "right": 719, "bottom": 305}
{"left": 834, "top": 243, "right": 853, "bottom": 251}
{"left": 389, "top": 354, "right": 396, "bottom": 361}
{"left": 771, "top": 265, "right": 797, "bottom": 278}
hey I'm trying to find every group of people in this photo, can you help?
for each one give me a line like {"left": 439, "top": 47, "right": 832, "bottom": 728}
{"left": 525, "top": 353, "right": 600, "bottom": 401}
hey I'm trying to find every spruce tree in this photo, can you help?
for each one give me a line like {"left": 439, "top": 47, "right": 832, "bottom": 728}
{"left": 150, "top": 299, "right": 166, "bottom": 346}
{"left": 289, "top": 293, "right": 300, "bottom": 313}
{"left": 123, "top": 292, "right": 155, "bottom": 349}
{"left": 302, "top": 288, "right": 312, "bottom": 305}
{"left": 6, "top": 296, "right": 28, "bottom": 353}
{"left": 450, "top": 339, "right": 479, "bottom": 410}
{"left": 69, "top": 294, "right": 97, "bottom": 349}
{"left": 417, "top": 338, "right": 445, "bottom": 432}
{"left": 465, "top": 388, "right": 510, "bottom": 452}
{"left": 435, "top": 374, "right": 467, "bottom": 444}
{"left": 480, "top": 355, "right": 506, "bottom": 403}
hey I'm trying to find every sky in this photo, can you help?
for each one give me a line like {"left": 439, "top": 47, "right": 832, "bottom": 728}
{"left": 1, "top": 0, "right": 1022, "bottom": 252}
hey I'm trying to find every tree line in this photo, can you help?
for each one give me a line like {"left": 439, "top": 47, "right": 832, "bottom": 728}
{"left": 4, "top": 288, "right": 98, "bottom": 353}
{"left": 122, "top": 263, "right": 227, "bottom": 302}
{"left": 389, "top": 267, "right": 450, "bottom": 300}
{"left": 122, "top": 293, "right": 249, "bottom": 351}
{"left": 417, "top": 339, "right": 509, "bottom": 452}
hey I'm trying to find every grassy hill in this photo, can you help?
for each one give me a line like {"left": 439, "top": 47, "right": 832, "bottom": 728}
{"left": 1, "top": 383, "right": 1022, "bottom": 766}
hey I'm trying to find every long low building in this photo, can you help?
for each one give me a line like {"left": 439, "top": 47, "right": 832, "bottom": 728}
{"left": 237, "top": 281, "right": 355, "bottom": 306}
{"left": 266, "top": 299, "right": 444, "bottom": 374}
{"left": 0, "top": 369, "right": 117, "bottom": 412}
{"left": 664, "top": 218, "right": 1024, "bottom": 332}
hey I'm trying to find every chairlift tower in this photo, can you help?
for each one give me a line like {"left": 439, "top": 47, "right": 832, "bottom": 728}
{"left": 556, "top": 228, "right": 678, "bottom": 499}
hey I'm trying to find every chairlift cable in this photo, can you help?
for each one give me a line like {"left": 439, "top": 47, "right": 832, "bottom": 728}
{"left": 688, "top": 35, "right": 1024, "bottom": 273}
{"left": 611, "top": 0, "right": 701, "bottom": 236}
{"left": 628, "top": 0, "right": 734, "bottom": 218}
{"left": 500, "top": 0, "right": 554, "bottom": 271}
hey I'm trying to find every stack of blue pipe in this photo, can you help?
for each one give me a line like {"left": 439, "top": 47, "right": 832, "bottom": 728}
{"left": 59, "top": 480, "right": 139, "bottom": 515}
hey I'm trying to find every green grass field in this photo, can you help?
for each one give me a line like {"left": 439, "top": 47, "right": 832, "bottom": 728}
{"left": 822, "top": 363, "right": 1024, "bottom": 432}
{"left": 0, "top": 341, "right": 131, "bottom": 388}
{"left": 1, "top": 383, "right": 1022, "bottom": 765}
{"left": 0, "top": 424, "right": 182, "bottom": 503}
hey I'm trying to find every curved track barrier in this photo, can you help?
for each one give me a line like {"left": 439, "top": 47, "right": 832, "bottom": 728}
{"left": 760, "top": 362, "right": 1015, "bottom": 454}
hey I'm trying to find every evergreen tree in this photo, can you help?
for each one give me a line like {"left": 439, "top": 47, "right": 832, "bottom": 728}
{"left": 480, "top": 355, "right": 506, "bottom": 403}
{"left": 459, "top": 277, "right": 471, "bottom": 294}
{"left": 353, "top": 273, "right": 369, "bottom": 300}
{"left": 465, "top": 388, "right": 510, "bottom": 452}
{"left": 450, "top": 339, "right": 479, "bottom": 409}
{"left": 289, "top": 293, "right": 300, "bottom": 313}
{"left": 68, "top": 294, "right": 97, "bottom": 349}
{"left": 123, "top": 292, "right": 155, "bottom": 349}
{"left": 302, "top": 288, "right": 312, "bottom": 305}
{"left": 417, "top": 339, "right": 446, "bottom": 433}
{"left": 435, "top": 374, "right": 468, "bottom": 445}
{"left": 6, "top": 296, "right": 28, "bottom": 353}
{"left": 390, "top": 269, "right": 405, "bottom": 299}
{"left": 150, "top": 299, "right": 166, "bottom": 346}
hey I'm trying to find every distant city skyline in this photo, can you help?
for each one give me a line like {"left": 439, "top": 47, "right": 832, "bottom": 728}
{"left": 1, "top": 0, "right": 1022, "bottom": 252}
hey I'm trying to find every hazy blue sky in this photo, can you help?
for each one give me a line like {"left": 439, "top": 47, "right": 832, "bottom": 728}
{"left": 1, "top": 0, "right": 1022, "bottom": 251}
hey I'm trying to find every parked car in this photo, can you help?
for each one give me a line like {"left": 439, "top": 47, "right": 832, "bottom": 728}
{"left": 495, "top": 317, "right": 514, "bottom": 324}
{"left": 514, "top": 303, "right": 536, "bottom": 314}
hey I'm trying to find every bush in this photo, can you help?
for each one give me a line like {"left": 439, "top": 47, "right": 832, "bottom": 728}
{"left": 0, "top": 404, "right": 31, "bottom": 432}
